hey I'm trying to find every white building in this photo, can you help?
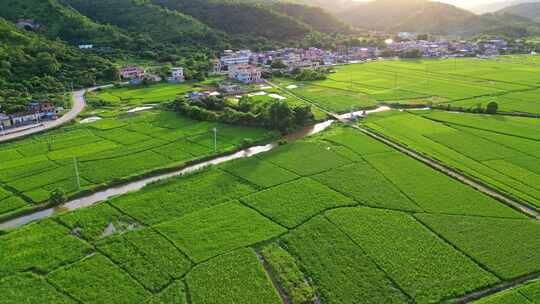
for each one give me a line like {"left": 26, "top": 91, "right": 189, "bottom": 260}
{"left": 228, "top": 64, "right": 262, "bottom": 84}
{"left": 220, "top": 50, "right": 252, "bottom": 69}
{"left": 167, "top": 67, "right": 185, "bottom": 83}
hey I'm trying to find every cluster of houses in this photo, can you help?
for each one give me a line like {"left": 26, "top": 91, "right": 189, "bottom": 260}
{"left": 119, "top": 66, "right": 185, "bottom": 85}
{"left": 0, "top": 102, "right": 60, "bottom": 130}
{"left": 386, "top": 37, "right": 511, "bottom": 57}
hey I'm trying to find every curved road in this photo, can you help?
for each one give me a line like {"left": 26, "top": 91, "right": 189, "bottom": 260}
{"left": 0, "top": 85, "right": 111, "bottom": 143}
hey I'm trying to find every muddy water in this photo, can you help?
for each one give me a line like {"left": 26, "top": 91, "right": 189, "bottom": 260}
{"left": 0, "top": 120, "right": 335, "bottom": 230}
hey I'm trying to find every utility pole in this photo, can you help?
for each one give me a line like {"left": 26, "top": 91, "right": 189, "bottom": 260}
{"left": 73, "top": 157, "right": 81, "bottom": 190}
{"left": 213, "top": 128, "right": 217, "bottom": 153}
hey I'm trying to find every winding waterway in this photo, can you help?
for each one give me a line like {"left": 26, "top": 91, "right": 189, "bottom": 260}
{"left": 0, "top": 120, "right": 336, "bottom": 230}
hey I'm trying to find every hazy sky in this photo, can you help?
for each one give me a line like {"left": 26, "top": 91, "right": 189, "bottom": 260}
{"left": 354, "top": 0, "right": 499, "bottom": 9}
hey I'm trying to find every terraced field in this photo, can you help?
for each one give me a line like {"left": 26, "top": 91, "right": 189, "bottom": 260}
{"left": 277, "top": 57, "right": 540, "bottom": 114}
{"left": 1, "top": 125, "right": 538, "bottom": 304}
{"left": 0, "top": 110, "right": 275, "bottom": 221}
{"left": 363, "top": 110, "right": 540, "bottom": 210}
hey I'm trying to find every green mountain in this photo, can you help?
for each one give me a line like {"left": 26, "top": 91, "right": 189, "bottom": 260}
{"left": 0, "top": 0, "right": 133, "bottom": 47}
{"left": 268, "top": 2, "right": 354, "bottom": 34}
{"left": 60, "top": 0, "right": 230, "bottom": 51}
{"left": 499, "top": 2, "right": 540, "bottom": 22}
{"left": 0, "top": 17, "right": 116, "bottom": 114}
{"left": 338, "top": 0, "right": 540, "bottom": 37}
{"left": 149, "top": 0, "right": 313, "bottom": 43}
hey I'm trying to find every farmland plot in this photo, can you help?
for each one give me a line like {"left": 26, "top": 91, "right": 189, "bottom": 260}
{"left": 278, "top": 58, "right": 540, "bottom": 114}
{"left": 48, "top": 254, "right": 151, "bottom": 304}
{"left": 57, "top": 202, "right": 139, "bottom": 242}
{"left": 0, "top": 109, "right": 273, "bottom": 219}
{"left": 111, "top": 168, "right": 257, "bottom": 225}
{"left": 364, "top": 110, "right": 540, "bottom": 209}
{"left": 221, "top": 157, "right": 299, "bottom": 189}
{"left": 242, "top": 177, "right": 355, "bottom": 228}
{"left": 258, "top": 141, "right": 351, "bottom": 176}
{"left": 187, "top": 248, "right": 282, "bottom": 304}
{"left": 416, "top": 214, "right": 540, "bottom": 280}
{"left": 312, "top": 162, "right": 422, "bottom": 212}
{"left": 96, "top": 229, "right": 191, "bottom": 291}
{"left": 0, "top": 219, "right": 91, "bottom": 278}
{"left": 146, "top": 280, "right": 187, "bottom": 304}
{"left": 281, "top": 216, "right": 408, "bottom": 304}
{"left": 0, "top": 121, "right": 539, "bottom": 303}
{"left": 155, "top": 202, "right": 286, "bottom": 262}
{"left": 364, "top": 152, "right": 524, "bottom": 218}
{"left": 326, "top": 208, "right": 498, "bottom": 303}
{"left": 1, "top": 273, "right": 75, "bottom": 304}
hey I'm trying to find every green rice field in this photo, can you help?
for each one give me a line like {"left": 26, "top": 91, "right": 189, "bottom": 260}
{"left": 277, "top": 57, "right": 540, "bottom": 114}
{"left": 363, "top": 110, "right": 540, "bottom": 210}
{"left": 1, "top": 125, "right": 538, "bottom": 304}
{"left": 0, "top": 109, "right": 275, "bottom": 220}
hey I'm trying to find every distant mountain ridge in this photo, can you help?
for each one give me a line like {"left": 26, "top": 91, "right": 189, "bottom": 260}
{"left": 337, "top": 0, "right": 540, "bottom": 37}
{"left": 471, "top": 0, "right": 540, "bottom": 13}
{"left": 499, "top": 2, "right": 540, "bottom": 22}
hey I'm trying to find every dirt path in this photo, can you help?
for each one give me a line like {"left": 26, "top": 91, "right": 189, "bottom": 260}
{"left": 0, "top": 84, "right": 113, "bottom": 143}
{"left": 353, "top": 124, "right": 540, "bottom": 220}
{"left": 451, "top": 273, "right": 540, "bottom": 303}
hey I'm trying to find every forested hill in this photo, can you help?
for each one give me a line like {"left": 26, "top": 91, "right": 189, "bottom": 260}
{"left": 0, "top": 18, "right": 116, "bottom": 114}
{"left": 268, "top": 2, "right": 354, "bottom": 34}
{"left": 149, "top": 0, "right": 312, "bottom": 43}
{"left": 0, "top": 0, "right": 134, "bottom": 48}
{"left": 60, "top": 0, "right": 230, "bottom": 51}
{"left": 499, "top": 3, "right": 540, "bottom": 22}
{"left": 337, "top": 0, "right": 540, "bottom": 37}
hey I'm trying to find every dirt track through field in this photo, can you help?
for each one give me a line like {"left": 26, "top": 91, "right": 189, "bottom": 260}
{"left": 354, "top": 124, "right": 540, "bottom": 220}
{"left": 272, "top": 80, "right": 540, "bottom": 220}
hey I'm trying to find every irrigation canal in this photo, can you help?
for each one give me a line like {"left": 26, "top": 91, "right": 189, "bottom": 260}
{"left": 0, "top": 120, "right": 336, "bottom": 230}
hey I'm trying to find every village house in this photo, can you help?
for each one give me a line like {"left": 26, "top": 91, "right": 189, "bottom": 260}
{"left": 228, "top": 64, "right": 262, "bottom": 84}
{"left": 167, "top": 67, "right": 185, "bottom": 83}
{"left": 218, "top": 83, "right": 245, "bottom": 94}
{"left": 2, "top": 101, "right": 58, "bottom": 129}
{"left": 0, "top": 113, "right": 12, "bottom": 129}
{"left": 120, "top": 66, "right": 145, "bottom": 80}
{"left": 218, "top": 50, "right": 252, "bottom": 72}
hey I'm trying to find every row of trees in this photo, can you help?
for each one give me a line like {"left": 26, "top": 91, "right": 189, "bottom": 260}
{"left": 170, "top": 95, "right": 315, "bottom": 134}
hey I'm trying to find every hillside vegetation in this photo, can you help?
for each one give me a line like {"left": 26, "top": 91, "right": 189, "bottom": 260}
{"left": 61, "top": 0, "right": 230, "bottom": 51}
{"left": 269, "top": 2, "right": 353, "bottom": 34}
{"left": 149, "top": 0, "right": 312, "bottom": 43}
{"left": 499, "top": 2, "right": 540, "bottom": 22}
{"left": 0, "top": 0, "right": 134, "bottom": 48}
{"left": 0, "top": 18, "right": 116, "bottom": 114}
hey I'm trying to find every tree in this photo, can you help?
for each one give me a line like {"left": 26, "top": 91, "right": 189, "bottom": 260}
{"left": 271, "top": 60, "right": 287, "bottom": 69}
{"left": 486, "top": 101, "right": 499, "bottom": 114}
{"left": 50, "top": 188, "right": 67, "bottom": 205}
{"left": 268, "top": 101, "right": 293, "bottom": 133}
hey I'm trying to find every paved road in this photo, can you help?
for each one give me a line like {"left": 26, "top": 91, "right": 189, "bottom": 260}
{"left": 0, "top": 85, "right": 112, "bottom": 143}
